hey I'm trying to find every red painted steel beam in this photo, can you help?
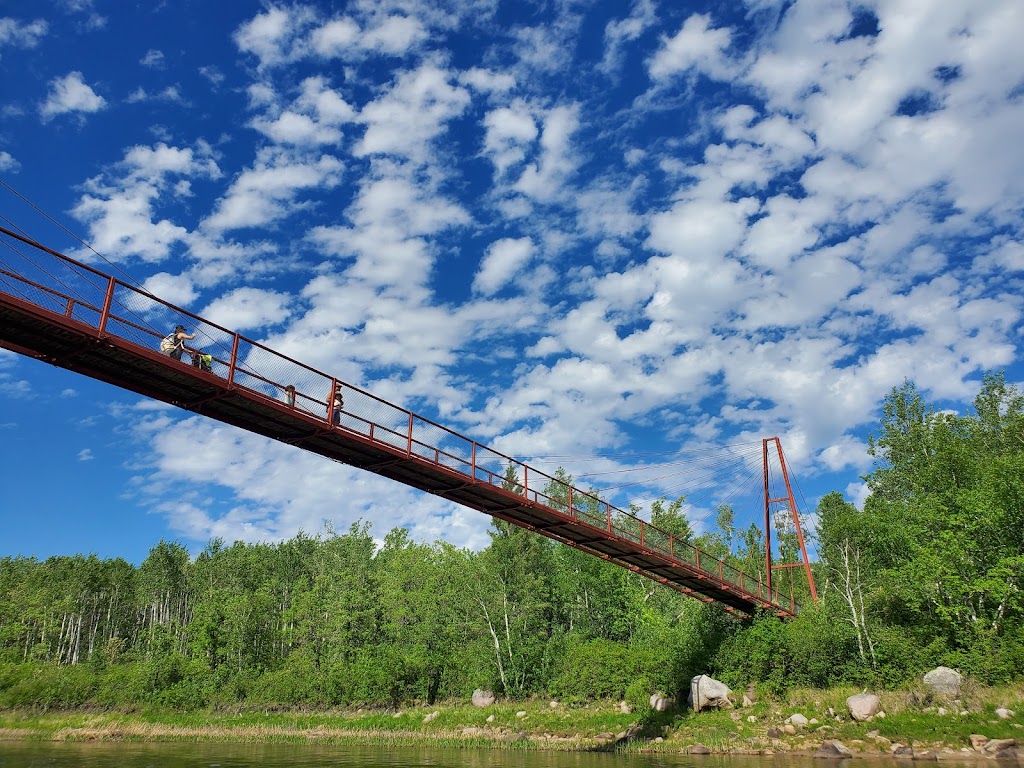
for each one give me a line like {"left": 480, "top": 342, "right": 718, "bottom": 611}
{"left": 0, "top": 226, "right": 800, "bottom": 619}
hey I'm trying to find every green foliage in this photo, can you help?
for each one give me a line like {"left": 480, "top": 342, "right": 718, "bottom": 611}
{"left": 549, "top": 636, "right": 635, "bottom": 702}
{"left": 2, "top": 376, "right": 1023, "bottom": 712}
{"left": 624, "top": 676, "right": 653, "bottom": 712}
{"left": 0, "top": 662, "right": 96, "bottom": 707}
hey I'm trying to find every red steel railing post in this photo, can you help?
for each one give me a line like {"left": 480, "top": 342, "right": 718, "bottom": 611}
{"left": 406, "top": 412, "right": 414, "bottom": 456}
{"left": 97, "top": 276, "right": 116, "bottom": 334}
{"left": 227, "top": 333, "right": 240, "bottom": 385}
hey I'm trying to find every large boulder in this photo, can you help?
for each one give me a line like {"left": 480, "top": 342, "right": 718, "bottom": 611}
{"left": 472, "top": 689, "right": 496, "bottom": 708}
{"left": 923, "top": 667, "right": 962, "bottom": 698}
{"left": 688, "top": 675, "right": 732, "bottom": 711}
{"left": 847, "top": 693, "right": 881, "bottom": 721}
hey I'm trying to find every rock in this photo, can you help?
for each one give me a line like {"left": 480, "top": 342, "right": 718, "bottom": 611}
{"left": 866, "top": 729, "right": 881, "bottom": 739}
{"left": 791, "top": 713, "right": 810, "bottom": 728}
{"left": 767, "top": 726, "right": 783, "bottom": 738}
{"left": 747, "top": 715, "right": 757, "bottom": 723}
{"left": 650, "top": 692, "right": 674, "bottom": 712}
{"left": 816, "top": 740, "right": 853, "bottom": 758}
{"left": 847, "top": 693, "right": 881, "bottom": 722}
{"left": 877, "top": 711, "right": 886, "bottom": 719}
{"left": 485, "top": 714, "right": 495, "bottom": 723}
{"left": 618, "top": 701, "right": 632, "bottom": 714}
{"left": 937, "top": 707, "right": 947, "bottom": 716}
{"left": 472, "top": 689, "right": 496, "bottom": 708}
{"left": 689, "top": 743, "right": 712, "bottom": 754}
{"left": 892, "top": 744, "right": 914, "bottom": 757}
{"left": 810, "top": 718, "right": 819, "bottom": 725}
{"left": 688, "top": 675, "right": 732, "bottom": 711}
{"left": 730, "top": 711, "right": 742, "bottom": 722}
{"left": 983, "top": 739, "right": 1017, "bottom": 754}
{"left": 913, "top": 750, "right": 937, "bottom": 761}
{"left": 996, "top": 708, "right": 1015, "bottom": 720}
{"left": 969, "top": 735, "right": 988, "bottom": 750}
{"left": 654, "top": 737, "right": 664, "bottom": 743}
{"left": 423, "top": 711, "right": 439, "bottom": 723}
{"left": 993, "top": 747, "right": 1022, "bottom": 761}
{"left": 622, "top": 723, "right": 643, "bottom": 740}
{"left": 549, "top": 701, "right": 559, "bottom": 708}
{"left": 392, "top": 711, "right": 402, "bottom": 718}
{"left": 923, "top": 667, "right": 962, "bottom": 698}
{"left": 784, "top": 724, "right": 797, "bottom": 736}
{"left": 515, "top": 710, "right": 527, "bottom": 718}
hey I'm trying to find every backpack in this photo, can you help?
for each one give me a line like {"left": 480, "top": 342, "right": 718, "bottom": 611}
{"left": 159, "top": 333, "right": 178, "bottom": 353}
{"left": 192, "top": 353, "right": 213, "bottom": 372}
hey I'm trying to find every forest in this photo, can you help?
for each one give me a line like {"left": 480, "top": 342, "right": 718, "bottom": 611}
{"left": 1, "top": 374, "right": 1022, "bottom": 710}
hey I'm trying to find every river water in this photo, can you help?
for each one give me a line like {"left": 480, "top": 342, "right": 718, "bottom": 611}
{"left": 0, "top": 743, "right": 989, "bottom": 768}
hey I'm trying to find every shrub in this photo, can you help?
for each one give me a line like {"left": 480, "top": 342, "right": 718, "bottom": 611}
{"left": 625, "top": 675, "right": 653, "bottom": 712}
{"left": 549, "top": 637, "right": 634, "bottom": 702}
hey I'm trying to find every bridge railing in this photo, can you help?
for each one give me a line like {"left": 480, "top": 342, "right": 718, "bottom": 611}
{"left": 0, "top": 227, "right": 798, "bottom": 615}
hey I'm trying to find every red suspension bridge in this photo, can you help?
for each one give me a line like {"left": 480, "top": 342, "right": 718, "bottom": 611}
{"left": 0, "top": 224, "right": 817, "bottom": 618}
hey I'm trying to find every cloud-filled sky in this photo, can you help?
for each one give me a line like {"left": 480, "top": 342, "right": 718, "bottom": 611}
{"left": 1, "top": 0, "right": 1022, "bottom": 564}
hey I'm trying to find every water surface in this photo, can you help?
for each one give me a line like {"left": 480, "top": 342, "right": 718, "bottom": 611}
{"left": 0, "top": 743, "right": 985, "bottom": 768}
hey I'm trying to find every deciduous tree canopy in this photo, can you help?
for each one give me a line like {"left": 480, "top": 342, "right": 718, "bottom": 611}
{"left": 1, "top": 375, "right": 1020, "bottom": 708}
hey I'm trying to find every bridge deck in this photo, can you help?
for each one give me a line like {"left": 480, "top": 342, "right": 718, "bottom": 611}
{"left": 0, "top": 227, "right": 798, "bottom": 618}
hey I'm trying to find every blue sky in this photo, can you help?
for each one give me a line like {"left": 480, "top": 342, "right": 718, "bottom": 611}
{"left": 1, "top": 0, "right": 1023, "bottom": 565}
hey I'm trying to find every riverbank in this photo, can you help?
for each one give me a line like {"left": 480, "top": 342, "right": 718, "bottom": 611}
{"left": 1, "top": 686, "right": 1021, "bottom": 759}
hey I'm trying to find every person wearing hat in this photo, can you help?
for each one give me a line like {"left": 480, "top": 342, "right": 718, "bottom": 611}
{"left": 328, "top": 387, "right": 344, "bottom": 425}
{"left": 160, "top": 324, "right": 196, "bottom": 361}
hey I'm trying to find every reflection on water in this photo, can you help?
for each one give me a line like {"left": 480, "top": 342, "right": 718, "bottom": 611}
{"left": 0, "top": 743, "right": 987, "bottom": 768}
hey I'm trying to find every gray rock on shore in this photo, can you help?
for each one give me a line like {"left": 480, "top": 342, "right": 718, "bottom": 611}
{"left": 688, "top": 674, "right": 732, "bottom": 711}
{"left": 923, "top": 667, "right": 962, "bottom": 698}
{"left": 472, "top": 689, "right": 495, "bottom": 708}
{"left": 847, "top": 693, "right": 881, "bottom": 721}
{"left": 650, "top": 692, "right": 674, "bottom": 712}
{"left": 815, "top": 740, "right": 853, "bottom": 758}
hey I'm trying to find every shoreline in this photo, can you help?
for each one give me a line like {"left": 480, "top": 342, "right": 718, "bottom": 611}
{"left": 0, "top": 701, "right": 1020, "bottom": 760}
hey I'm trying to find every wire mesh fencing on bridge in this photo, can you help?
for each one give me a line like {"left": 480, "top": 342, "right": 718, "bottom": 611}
{"left": 0, "top": 225, "right": 800, "bottom": 616}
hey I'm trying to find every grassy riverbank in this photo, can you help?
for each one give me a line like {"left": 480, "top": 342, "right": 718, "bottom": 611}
{"left": 1, "top": 685, "right": 1021, "bottom": 757}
